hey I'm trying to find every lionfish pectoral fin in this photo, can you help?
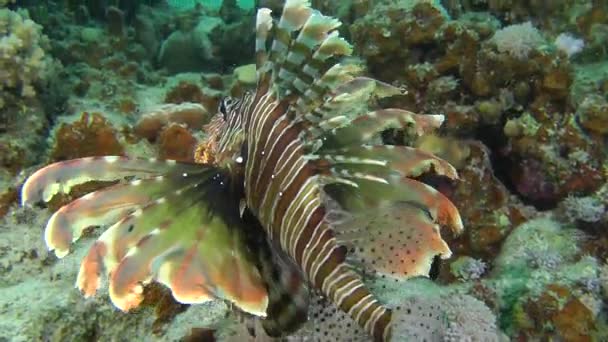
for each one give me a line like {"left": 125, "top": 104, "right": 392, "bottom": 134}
{"left": 323, "top": 162, "right": 463, "bottom": 236}
{"left": 333, "top": 201, "right": 452, "bottom": 281}
{"left": 44, "top": 175, "right": 191, "bottom": 258}
{"left": 88, "top": 173, "right": 269, "bottom": 315}
{"left": 392, "top": 177, "right": 463, "bottom": 235}
{"left": 311, "top": 145, "right": 457, "bottom": 182}
{"left": 317, "top": 110, "right": 445, "bottom": 149}
{"left": 23, "top": 159, "right": 270, "bottom": 315}
{"left": 21, "top": 156, "right": 200, "bottom": 205}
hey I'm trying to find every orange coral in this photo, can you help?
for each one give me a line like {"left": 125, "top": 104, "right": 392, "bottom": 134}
{"left": 51, "top": 112, "right": 124, "bottom": 161}
{"left": 447, "top": 142, "right": 530, "bottom": 257}
{"left": 134, "top": 103, "right": 210, "bottom": 141}
{"left": 157, "top": 123, "right": 197, "bottom": 162}
{"left": 165, "top": 81, "right": 208, "bottom": 105}
{"left": 523, "top": 284, "right": 596, "bottom": 341}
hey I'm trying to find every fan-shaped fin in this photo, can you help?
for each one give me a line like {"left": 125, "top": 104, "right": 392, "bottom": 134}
{"left": 291, "top": 31, "right": 352, "bottom": 100}
{"left": 311, "top": 145, "right": 458, "bottom": 180}
{"left": 45, "top": 175, "right": 191, "bottom": 258}
{"left": 295, "top": 63, "right": 363, "bottom": 118}
{"left": 20, "top": 160, "right": 271, "bottom": 317}
{"left": 21, "top": 156, "right": 200, "bottom": 205}
{"left": 75, "top": 173, "right": 269, "bottom": 315}
{"left": 298, "top": 77, "right": 403, "bottom": 132}
{"left": 298, "top": 293, "right": 370, "bottom": 341}
{"left": 256, "top": 234, "right": 310, "bottom": 336}
{"left": 76, "top": 181, "right": 201, "bottom": 299}
{"left": 268, "top": 0, "right": 313, "bottom": 95}
{"left": 333, "top": 202, "right": 452, "bottom": 280}
{"left": 281, "top": 12, "right": 345, "bottom": 98}
{"left": 326, "top": 173, "right": 463, "bottom": 235}
{"left": 318, "top": 110, "right": 445, "bottom": 149}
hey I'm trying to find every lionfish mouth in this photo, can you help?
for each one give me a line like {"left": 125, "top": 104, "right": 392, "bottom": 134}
{"left": 21, "top": 1, "right": 463, "bottom": 341}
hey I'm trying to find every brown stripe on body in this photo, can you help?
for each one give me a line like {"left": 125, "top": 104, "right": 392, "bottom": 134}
{"left": 297, "top": 216, "right": 393, "bottom": 341}
{"left": 244, "top": 97, "right": 288, "bottom": 209}
{"left": 259, "top": 145, "right": 306, "bottom": 239}
{"left": 316, "top": 247, "right": 393, "bottom": 341}
{"left": 252, "top": 122, "right": 302, "bottom": 212}
{"left": 243, "top": 72, "right": 394, "bottom": 342}
{"left": 269, "top": 162, "right": 316, "bottom": 244}
{"left": 282, "top": 183, "right": 320, "bottom": 257}
{"left": 293, "top": 206, "right": 324, "bottom": 265}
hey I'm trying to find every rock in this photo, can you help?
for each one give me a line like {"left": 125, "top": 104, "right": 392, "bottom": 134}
{"left": 233, "top": 64, "right": 256, "bottom": 85}
{"left": 158, "top": 16, "right": 222, "bottom": 73}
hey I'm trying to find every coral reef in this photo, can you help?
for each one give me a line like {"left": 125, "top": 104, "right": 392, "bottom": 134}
{"left": 0, "top": 7, "right": 54, "bottom": 109}
{"left": 51, "top": 112, "right": 125, "bottom": 161}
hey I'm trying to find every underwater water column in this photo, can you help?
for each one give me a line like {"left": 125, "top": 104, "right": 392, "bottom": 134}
{"left": 166, "top": 0, "right": 254, "bottom": 10}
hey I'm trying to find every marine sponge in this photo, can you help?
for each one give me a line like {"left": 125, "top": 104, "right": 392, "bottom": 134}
{"left": 491, "top": 22, "right": 545, "bottom": 60}
{"left": 0, "top": 8, "right": 52, "bottom": 109}
{"left": 392, "top": 293, "right": 500, "bottom": 341}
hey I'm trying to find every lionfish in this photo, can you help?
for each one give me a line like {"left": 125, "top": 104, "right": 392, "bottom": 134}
{"left": 21, "top": 1, "right": 463, "bottom": 340}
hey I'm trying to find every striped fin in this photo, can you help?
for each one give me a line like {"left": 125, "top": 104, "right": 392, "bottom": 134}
{"left": 76, "top": 180, "right": 202, "bottom": 299}
{"left": 290, "top": 31, "right": 352, "bottom": 99}
{"left": 395, "top": 177, "right": 463, "bottom": 234}
{"left": 21, "top": 156, "right": 200, "bottom": 205}
{"left": 255, "top": 8, "right": 273, "bottom": 69}
{"left": 295, "top": 63, "right": 363, "bottom": 117}
{"left": 281, "top": 12, "right": 345, "bottom": 98}
{"left": 334, "top": 202, "right": 452, "bottom": 280}
{"left": 44, "top": 175, "right": 192, "bottom": 258}
{"left": 316, "top": 109, "right": 445, "bottom": 150}
{"left": 327, "top": 174, "right": 463, "bottom": 235}
{"left": 258, "top": 238, "right": 310, "bottom": 336}
{"left": 75, "top": 169, "right": 269, "bottom": 316}
{"left": 298, "top": 77, "right": 402, "bottom": 129}
{"left": 312, "top": 145, "right": 459, "bottom": 180}
{"left": 268, "top": 0, "right": 313, "bottom": 94}
{"left": 237, "top": 207, "right": 309, "bottom": 337}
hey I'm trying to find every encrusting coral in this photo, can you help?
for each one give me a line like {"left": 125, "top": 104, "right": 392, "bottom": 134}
{"left": 0, "top": 7, "right": 52, "bottom": 109}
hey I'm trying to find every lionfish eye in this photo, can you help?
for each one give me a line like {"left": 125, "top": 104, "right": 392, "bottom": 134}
{"left": 219, "top": 99, "right": 228, "bottom": 120}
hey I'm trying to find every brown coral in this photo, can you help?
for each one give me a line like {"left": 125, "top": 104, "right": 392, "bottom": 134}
{"left": 522, "top": 284, "right": 597, "bottom": 341}
{"left": 442, "top": 142, "right": 530, "bottom": 257}
{"left": 157, "top": 123, "right": 197, "bottom": 162}
{"left": 51, "top": 112, "right": 125, "bottom": 161}
{"left": 165, "top": 81, "right": 209, "bottom": 106}
{"left": 0, "top": 188, "right": 18, "bottom": 218}
{"left": 133, "top": 103, "right": 210, "bottom": 141}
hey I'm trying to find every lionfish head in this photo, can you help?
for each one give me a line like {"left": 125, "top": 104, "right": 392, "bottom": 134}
{"left": 199, "top": 96, "right": 248, "bottom": 170}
